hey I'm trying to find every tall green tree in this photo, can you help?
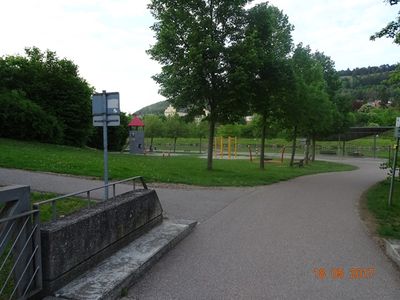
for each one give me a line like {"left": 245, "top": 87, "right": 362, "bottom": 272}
{"left": 164, "top": 115, "right": 188, "bottom": 152}
{"left": 148, "top": 0, "right": 252, "bottom": 170}
{"left": 0, "top": 47, "right": 93, "bottom": 146}
{"left": 245, "top": 3, "right": 294, "bottom": 169}
{"left": 302, "top": 92, "right": 334, "bottom": 164}
{"left": 191, "top": 120, "right": 208, "bottom": 153}
{"left": 313, "top": 51, "right": 341, "bottom": 99}
{"left": 143, "top": 114, "right": 164, "bottom": 147}
{"left": 371, "top": 1, "right": 400, "bottom": 87}
{"left": 286, "top": 44, "right": 330, "bottom": 166}
{"left": 311, "top": 52, "right": 345, "bottom": 160}
{"left": 0, "top": 90, "right": 63, "bottom": 143}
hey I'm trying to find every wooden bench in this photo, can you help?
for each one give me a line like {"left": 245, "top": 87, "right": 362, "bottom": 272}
{"left": 320, "top": 150, "right": 337, "bottom": 155}
{"left": 348, "top": 151, "right": 364, "bottom": 157}
{"left": 293, "top": 159, "right": 304, "bottom": 167}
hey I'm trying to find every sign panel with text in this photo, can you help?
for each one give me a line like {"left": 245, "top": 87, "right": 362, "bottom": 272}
{"left": 92, "top": 92, "right": 120, "bottom": 127}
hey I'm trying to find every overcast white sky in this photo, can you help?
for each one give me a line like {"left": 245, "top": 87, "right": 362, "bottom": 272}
{"left": 0, "top": 0, "right": 398, "bottom": 113}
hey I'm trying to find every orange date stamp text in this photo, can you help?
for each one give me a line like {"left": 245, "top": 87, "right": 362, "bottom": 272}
{"left": 313, "top": 267, "right": 375, "bottom": 280}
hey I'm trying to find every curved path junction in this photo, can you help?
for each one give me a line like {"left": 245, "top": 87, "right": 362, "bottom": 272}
{"left": 0, "top": 157, "right": 399, "bottom": 299}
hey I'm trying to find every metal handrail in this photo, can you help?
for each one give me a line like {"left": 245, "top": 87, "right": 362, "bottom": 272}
{"left": 0, "top": 187, "right": 43, "bottom": 298}
{"left": 32, "top": 176, "right": 148, "bottom": 220}
{"left": 0, "top": 210, "right": 40, "bottom": 224}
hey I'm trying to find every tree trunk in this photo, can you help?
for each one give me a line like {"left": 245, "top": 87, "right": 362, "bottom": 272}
{"left": 304, "top": 137, "right": 310, "bottom": 165}
{"left": 311, "top": 136, "right": 316, "bottom": 162}
{"left": 150, "top": 137, "right": 154, "bottom": 148}
{"left": 342, "top": 140, "right": 346, "bottom": 156}
{"left": 199, "top": 137, "right": 202, "bottom": 154}
{"left": 290, "top": 126, "right": 297, "bottom": 166}
{"left": 259, "top": 114, "right": 267, "bottom": 170}
{"left": 173, "top": 137, "right": 177, "bottom": 153}
{"left": 207, "top": 117, "right": 216, "bottom": 170}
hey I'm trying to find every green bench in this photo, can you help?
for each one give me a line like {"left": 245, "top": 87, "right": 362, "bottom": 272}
{"left": 293, "top": 159, "right": 304, "bottom": 167}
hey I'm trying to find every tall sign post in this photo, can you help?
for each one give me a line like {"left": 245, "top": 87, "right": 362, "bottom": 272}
{"left": 102, "top": 91, "right": 109, "bottom": 201}
{"left": 92, "top": 91, "right": 120, "bottom": 200}
{"left": 388, "top": 117, "right": 400, "bottom": 206}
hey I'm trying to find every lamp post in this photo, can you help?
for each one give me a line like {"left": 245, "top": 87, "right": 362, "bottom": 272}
{"left": 389, "top": 120, "right": 400, "bottom": 206}
{"left": 373, "top": 134, "right": 378, "bottom": 158}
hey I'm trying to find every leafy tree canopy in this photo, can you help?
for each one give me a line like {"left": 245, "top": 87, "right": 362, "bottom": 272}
{"left": 370, "top": 0, "right": 400, "bottom": 44}
{"left": 148, "top": 0, "right": 252, "bottom": 120}
{"left": 143, "top": 114, "right": 165, "bottom": 146}
{"left": 245, "top": 3, "right": 294, "bottom": 115}
{"left": 243, "top": 2, "right": 294, "bottom": 169}
{"left": 0, "top": 47, "right": 93, "bottom": 146}
{"left": 148, "top": 0, "right": 253, "bottom": 169}
{"left": 0, "top": 90, "right": 63, "bottom": 143}
{"left": 290, "top": 44, "right": 336, "bottom": 137}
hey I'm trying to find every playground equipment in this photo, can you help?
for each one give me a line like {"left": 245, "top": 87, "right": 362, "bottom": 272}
{"left": 248, "top": 145, "right": 253, "bottom": 162}
{"left": 128, "top": 116, "right": 145, "bottom": 154}
{"left": 213, "top": 138, "right": 286, "bottom": 162}
{"left": 214, "top": 137, "right": 238, "bottom": 159}
{"left": 247, "top": 145, "right": 286, "bottom": 163}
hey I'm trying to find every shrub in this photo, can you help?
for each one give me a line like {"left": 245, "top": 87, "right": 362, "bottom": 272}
{"left": 0, "top": 90, "right": 63, "bottom": 143}
{"left": 86, "top": 112, "right": 130, "bottom": 151}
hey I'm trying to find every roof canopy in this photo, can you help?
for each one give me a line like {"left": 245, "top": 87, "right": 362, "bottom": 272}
{"left": 128, "top": 116, "right": 144, "bottom": 127}
{"left": 325, "top": 127, "right": 394, "bottom": 141}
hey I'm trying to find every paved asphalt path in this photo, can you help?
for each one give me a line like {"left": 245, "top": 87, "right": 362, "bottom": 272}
{"left": 0, "top": 168, "right": 251, "bottom": 223}
{"left": 1, "top": 158, "right": 400, "bottom": 299}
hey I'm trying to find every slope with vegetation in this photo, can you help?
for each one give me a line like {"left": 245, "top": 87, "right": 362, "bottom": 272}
{"left": 134, "top": 100, "right": 170, "bottom": 116}
{"left": 338, "top": 64, "right": 400, "bottom": 109}
{"left": 0, "top": 47, "right": 130, "bottom": 151}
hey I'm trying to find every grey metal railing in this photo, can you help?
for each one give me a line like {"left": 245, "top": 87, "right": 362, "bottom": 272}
{"left": 32, "top": 176, "right": 148, "bottom": 221}
{"left": 0, "top": 199, "right": 42, "bottom": 299}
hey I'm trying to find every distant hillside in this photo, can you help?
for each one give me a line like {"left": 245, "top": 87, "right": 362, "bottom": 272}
{"left": 338, "top": 64, "right": 397, "bottom": 77}
{"left": 135, "top": 100, "right": 169, "bottom": 115}
{"left": 135, "top": 65, "right": 399, "bottom": 115}
{"left": 338, "top": 64, "right": 399, "bottom": 107}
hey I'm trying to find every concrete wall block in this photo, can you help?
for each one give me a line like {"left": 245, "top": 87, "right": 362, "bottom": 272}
{"left": 41, "top": 189, "right": 163, "bottom": 283}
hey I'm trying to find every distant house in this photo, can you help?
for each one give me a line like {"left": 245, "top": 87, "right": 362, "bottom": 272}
{"left": 164, "top": 105, "right": 176, "bottom": 117}
{"left": 245, "top": 116, "right": 254, "bottom": 123}
{"left": 164, "top": 104, "right": 187, "bottom": 117}
{"left": 368, "top": 100, "right": 382, "bottom": 108}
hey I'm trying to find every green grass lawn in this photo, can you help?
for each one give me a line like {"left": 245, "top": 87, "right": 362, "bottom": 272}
{"left": 148, "top": 136, "right": 395, "bottom": 159}
{"left": 31, "top": 192, "right": 92, "bottom": 222}
{"left": 0, "top": 138, "right": 356, "bottom": 186}
{"left": 367, "top": 180, "right": 400, "bottom": 239}
{"left": 148, "top": 133, "right": 397, "bottom": 148}
{"left": 0, "top": 252, "right": 14, "bottom": 299}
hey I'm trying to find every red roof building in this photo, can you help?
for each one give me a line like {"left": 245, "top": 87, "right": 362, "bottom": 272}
{"left": 128, "top": 116, "right": 145, "bottom": 127}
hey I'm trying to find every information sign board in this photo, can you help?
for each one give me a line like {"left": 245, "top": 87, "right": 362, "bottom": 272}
{"left": 92, "top": 92, "right": 120, "bottom": 126}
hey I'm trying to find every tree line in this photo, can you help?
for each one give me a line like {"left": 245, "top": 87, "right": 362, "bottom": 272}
{"left": 1, "top": 1, "right": 398, "bottom": 168}
{"left": 338, "top": 65, "right": 400, "bottom": 107}
{"left": 338, "top": 65, "right": 397, "bottom": 77}
{"left": 0, "top": 48, "right": 92, "bottom": 146}
{"left": 0, "top": 47, "right": 130, "bottom": 151}
{"left": 148, "top": 1, "right": 355, "bottom": 169}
